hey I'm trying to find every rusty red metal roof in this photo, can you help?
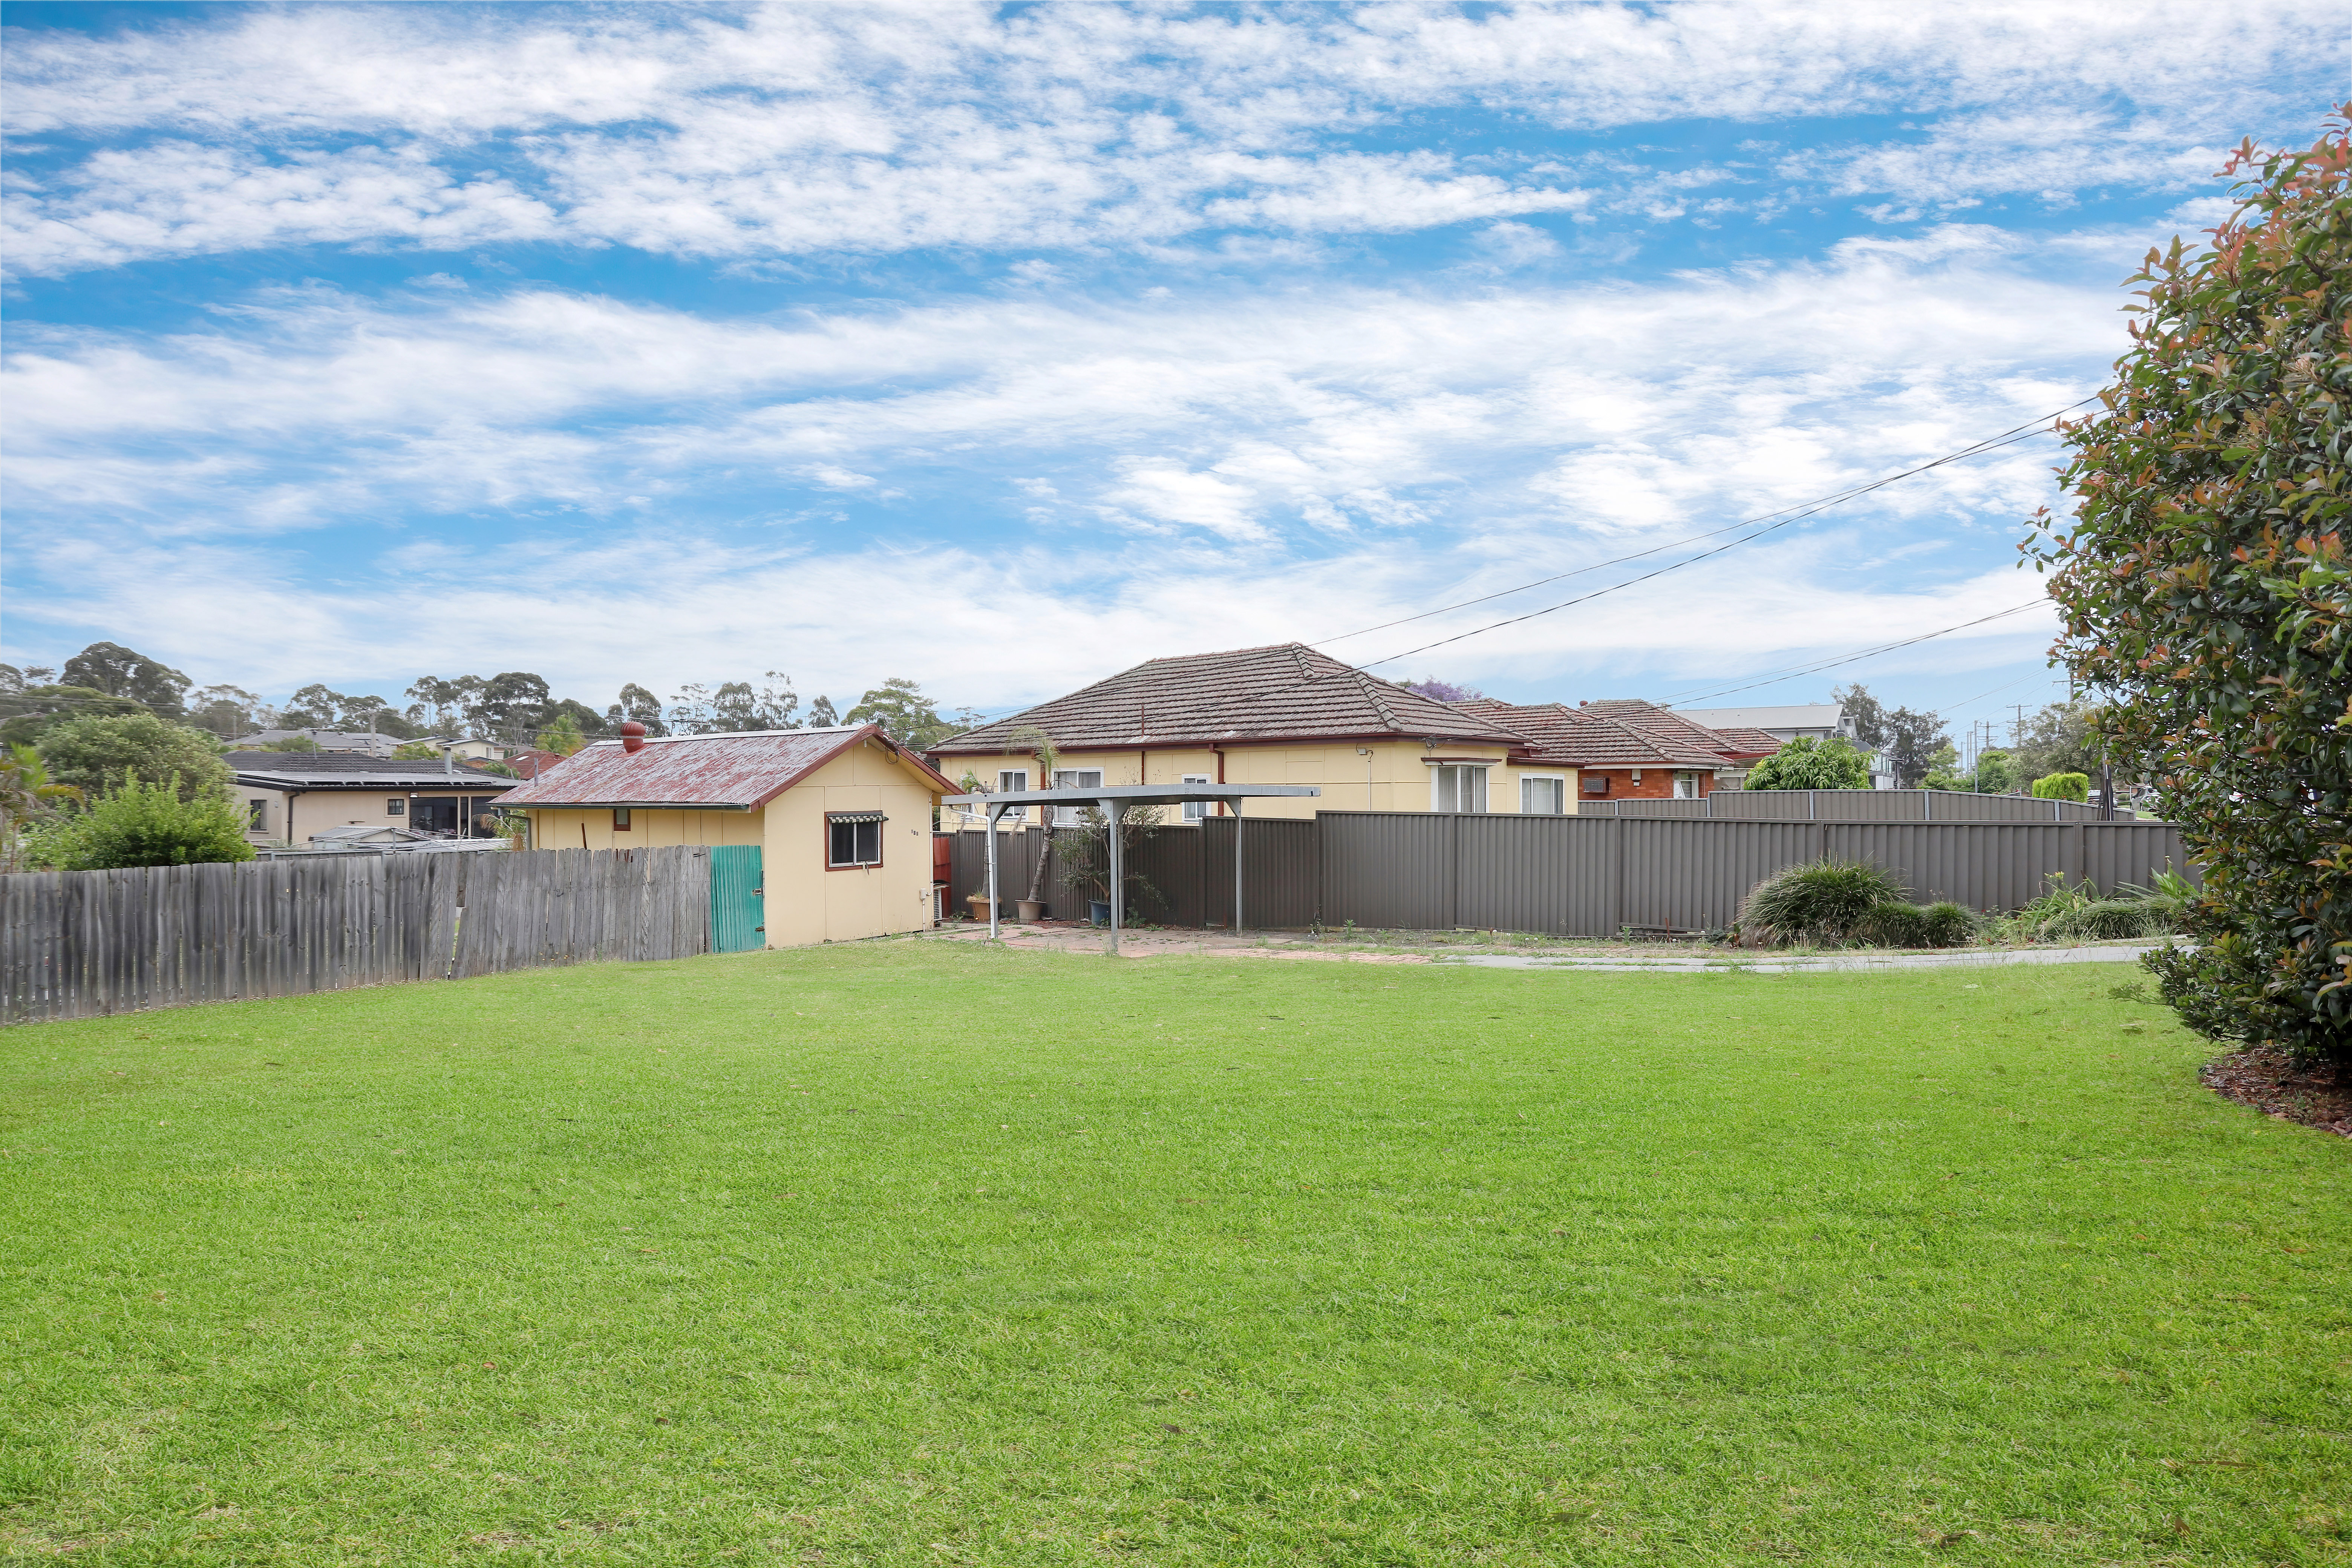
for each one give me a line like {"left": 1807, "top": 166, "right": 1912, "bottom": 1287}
{"left": 500, "top": 724, "right": 955, "bottom": 810}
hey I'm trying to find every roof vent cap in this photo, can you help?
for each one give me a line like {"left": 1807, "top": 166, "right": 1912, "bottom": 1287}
{"left": 621, "top": 721, "right": 647, "bottom": 753}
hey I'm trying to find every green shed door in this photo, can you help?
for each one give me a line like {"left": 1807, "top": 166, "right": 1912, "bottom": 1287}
{"left": 710, "top": 846, "right": 765, "bottom": 953}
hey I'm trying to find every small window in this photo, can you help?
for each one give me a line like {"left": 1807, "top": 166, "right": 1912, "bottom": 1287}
{"left": 827, "top": 812, "right": 885, "bottom": 868}
{"left": 997, "top": 769, "right": 1029, "bottom": 823}
{"left": 1432, "top": 764, "right": 1488, "bottom": 813}
{"left": 1050, "top": 768, "right": 1104, "bottom": 827}
{"left": 1583, "top": 774, "right": 1609, "bottom": 795}
{"left": 386, "top": 797, "right": 405, "bottom": 816}
{"left": 1673, "top": 770, "right": 1702, "bottom": 799}
{"left": 1520, "top": 776, "right": 1565, "bottom": 815}
{"left": 247, "top": 799, "right": 268, "bottom": 830}
{"left": 613, "top": 808, "right": 632, "bottom": 831}
{"left": 1181, "top": 774, "right": 1213, "bottom": 822}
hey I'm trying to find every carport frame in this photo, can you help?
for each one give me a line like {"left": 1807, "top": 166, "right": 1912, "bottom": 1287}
{"left": 938, "top": 784, "right": 1321, "bottom": 952}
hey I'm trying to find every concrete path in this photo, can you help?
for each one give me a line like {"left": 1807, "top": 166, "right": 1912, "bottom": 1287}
{"left": 1452, "top": 942, "right": 2172, "bottom": 975}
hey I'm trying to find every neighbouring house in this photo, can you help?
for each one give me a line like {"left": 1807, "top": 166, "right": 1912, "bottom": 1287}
{"left": 498, "top": 723, "right": 955, "bottom": 948}
{"left": 229, "top": 727, "right": 405, "bottom": 757}
{"left": 1669, "top": 702, "right": 1851, "bottom": 744}
{"left": 504, "top": 748, "right": 570, "bottom": 781}
{"left": 1668, "top": 702, "right": 1888, "bottom": 788}
{"left": 227, "top": 751, "right": 519, "bottom": 846}
{"left": 1452, "top": 699, "right": 1745, "bottom": 801}
{"left": 929, "top": 644, "right": 1577, "bottom": 823}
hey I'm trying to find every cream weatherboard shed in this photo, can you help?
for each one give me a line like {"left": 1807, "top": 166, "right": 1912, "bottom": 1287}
{"left": 500, "top": 724, "right": 954, "bottom": 949}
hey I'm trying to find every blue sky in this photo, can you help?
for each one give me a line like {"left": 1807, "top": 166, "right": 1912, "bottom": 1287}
{"left": 3, "top": 2, "right": 2341, "bottom": 738}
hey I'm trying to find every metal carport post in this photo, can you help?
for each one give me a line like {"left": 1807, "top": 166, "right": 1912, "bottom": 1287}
{"left": 939, "top": 783, "right": 1320, "bottom": 956}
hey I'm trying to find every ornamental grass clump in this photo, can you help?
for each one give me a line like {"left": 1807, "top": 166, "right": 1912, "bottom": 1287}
{"left": 1737, "top": 858, "right": 1904, "bottom": 945}
{"left": 1849, "top": 899, "right": 1981, "bottom": 949}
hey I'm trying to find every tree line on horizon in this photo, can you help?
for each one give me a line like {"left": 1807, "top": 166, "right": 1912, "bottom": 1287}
{"left": 0, "top": 645, "right": 985, "bottom": 755}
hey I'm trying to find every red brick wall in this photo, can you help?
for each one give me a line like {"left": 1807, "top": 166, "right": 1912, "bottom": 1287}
{"left": 1579, "top": 768, "right": 1712, "bottom": 801}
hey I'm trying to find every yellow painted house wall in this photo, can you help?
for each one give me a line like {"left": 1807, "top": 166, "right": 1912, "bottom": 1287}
{"left": 936, "top": 740, "right": 1577, "bottom": 821}
{"left": 518, "top": 738, "right": 939, "bottom": 948}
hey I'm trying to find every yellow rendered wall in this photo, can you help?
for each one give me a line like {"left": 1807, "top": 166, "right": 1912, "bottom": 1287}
{"left": 757, "top": 742, "right": 938, "bottom": 947}
{"left": 932, "top": 741, "right": 1576, "bottom": 819}
{"left": 524, "top": 807, "right": 765, "bottom": 853}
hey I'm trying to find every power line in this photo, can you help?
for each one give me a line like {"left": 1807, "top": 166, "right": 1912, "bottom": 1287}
{"left": 1655, "top": 601, "right": 2048, "bottom": 707}
{"left": 1311, "top": 395, "right": 2096, "bottom": 651}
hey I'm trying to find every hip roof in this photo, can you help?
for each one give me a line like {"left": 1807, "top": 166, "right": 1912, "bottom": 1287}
{"left": 935, "top": 643, "right": 1530, "bottom": 754}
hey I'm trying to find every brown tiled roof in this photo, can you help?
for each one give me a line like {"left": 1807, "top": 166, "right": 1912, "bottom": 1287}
{"left": 1453, "top": 700, "right": 1727, "bottom": 769}
{"left": 1581, "top": 700, "right": 1746, "bottom": 760}
{"left": 502, "top": 724, "right": 954, "bottom": 809}
{"left": 935, "top": 644, "right": 1529, "bottom": 754}
{"left": 1706, "top": 726, "right": 1787, "bottom": 760}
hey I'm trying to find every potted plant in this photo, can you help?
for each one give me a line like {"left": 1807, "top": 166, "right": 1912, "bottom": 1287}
{"left": 1054, "top": 802, "right": 1167, "bottom": 925}
{"left": 1007, "top": 724, "right": 1059, "bottom": 923}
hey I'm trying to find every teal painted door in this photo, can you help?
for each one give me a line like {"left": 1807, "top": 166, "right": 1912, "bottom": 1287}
{"left": 710, "top": 846, "right": 765, "bottom": 953}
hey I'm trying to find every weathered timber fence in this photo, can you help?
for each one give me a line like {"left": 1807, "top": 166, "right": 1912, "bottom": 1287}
{"left": 2, "top": 845, "right": 711, "bottom": 1025}
{"left": 947, "top": 812, "right": 2195, "bottom": 938}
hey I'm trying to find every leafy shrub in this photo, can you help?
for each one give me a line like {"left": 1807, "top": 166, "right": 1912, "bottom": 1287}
{"left": 38, "top": 712, "right": 231, "bottom": 802}
{"left": 2030, "top": 112, "right": 2350, "bottom": 1061}
{"left": 1741, "top": 736, "right": 1872, "bottom": 791}
{"left": 1738, "top": 858, "right": 1905, "bottom": 944}
{"left": 41, "top": 773, "right": 256, "bottom": 870}
{"left": 1919, "top": 902, "right": 1982, "bottom": 947}
{"left": 2047, "top": 899, "right": 2173, "bottom": 941}
{"left": 1851, "top": 900, "right": 1982, "bottom": 948}
{"left": 2031, "top": 772, "right": 2090, "bottom": 802}
{"left": 1852, "top": 902, "right": 1929, "bottom": 947}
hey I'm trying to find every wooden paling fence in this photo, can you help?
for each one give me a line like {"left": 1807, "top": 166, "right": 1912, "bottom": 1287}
{"left": 2, "top": 846, "right": 712, "bottom": 1025}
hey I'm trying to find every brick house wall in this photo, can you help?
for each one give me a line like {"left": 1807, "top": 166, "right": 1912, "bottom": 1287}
{"left": 1579, "top": 767, "right": 1713, "bottom": 801}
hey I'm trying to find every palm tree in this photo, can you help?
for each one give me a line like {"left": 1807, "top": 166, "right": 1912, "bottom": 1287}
{"left": 0, "top": 743, "right": 83, "bottom": 871}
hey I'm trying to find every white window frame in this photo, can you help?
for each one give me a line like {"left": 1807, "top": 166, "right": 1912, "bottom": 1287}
{"left": 1181, "top": 774, "right": 1213, "bottom": 822}
{"left": 1673, "top": 770, "right": 1702, "bottom": 799}
{"left": 1051, "top": 767, "right": 1104, "bottom": 827}
{"left": 1519, "top": 774, "right": 1567, "bottom": 815}
{"left": 996, "top": 768, "right": 1029, "bottom": 823}
{"left": 1429, "top": 763, "right": 1489, "bottom": 814}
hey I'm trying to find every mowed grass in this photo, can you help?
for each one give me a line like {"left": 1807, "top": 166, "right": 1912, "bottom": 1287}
{"left": 2, "top": 942, "right": 2347, "bottom": 1567}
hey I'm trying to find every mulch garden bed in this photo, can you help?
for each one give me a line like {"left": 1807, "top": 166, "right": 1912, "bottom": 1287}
{"left": 2201, "top": 1044, "right": 2352, "bottom": 1138}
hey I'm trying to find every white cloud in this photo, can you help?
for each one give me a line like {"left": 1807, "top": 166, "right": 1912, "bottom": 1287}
{"left": 2, "top": 0, "right": 2335, "bottom": 275}
{"left": 5, "top": 222, "right": 2126, "bottom": 704}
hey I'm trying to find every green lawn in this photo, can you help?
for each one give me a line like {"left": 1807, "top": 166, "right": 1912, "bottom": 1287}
{"left": 2, "top": 942, "right": 2346, "bottom": 1566}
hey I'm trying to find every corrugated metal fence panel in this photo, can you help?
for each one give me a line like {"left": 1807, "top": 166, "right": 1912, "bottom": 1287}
{"left": 1452, "top": 816, "right": 1616, "bottom": 936}
{"left": 946, "top": 822, "right": 1320, "bottom": 929}
{"left": 1320, "top": 813, "right": 1454, "bottom": 930}
{"left": 1209, "top": 815, "right": 1320, "bottom": 928}
{"left": 2084, "top": 822, "right": 2199, "bottom": 893}
{"left": 1599, "top": 790, "right": 2128, "bottom": 822}
{"left": 1618, "top": 820, "right": 1826, "bottom": 932}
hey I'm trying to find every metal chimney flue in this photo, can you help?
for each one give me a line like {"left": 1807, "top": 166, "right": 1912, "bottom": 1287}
{"left": 621, "top": 721, "right": 648, "bottom": 753}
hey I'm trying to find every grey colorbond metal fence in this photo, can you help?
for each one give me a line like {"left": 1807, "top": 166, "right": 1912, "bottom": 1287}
{"left": 948, "top": 813, "right": 2195, "bottom": 939}
{"left": 1583, "top": 789, "right": 2143, "bottom": 822}
{"left": 945, "top": 817, "right": 1319, "bottom": 929}
{"left": 3, "top": 845, "right": 712, "bottom": 1025}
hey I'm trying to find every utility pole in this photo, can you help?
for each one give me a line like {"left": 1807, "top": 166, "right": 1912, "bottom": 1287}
{"left": 2010, "top": 704, "right": 2029, "bottom": 752}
